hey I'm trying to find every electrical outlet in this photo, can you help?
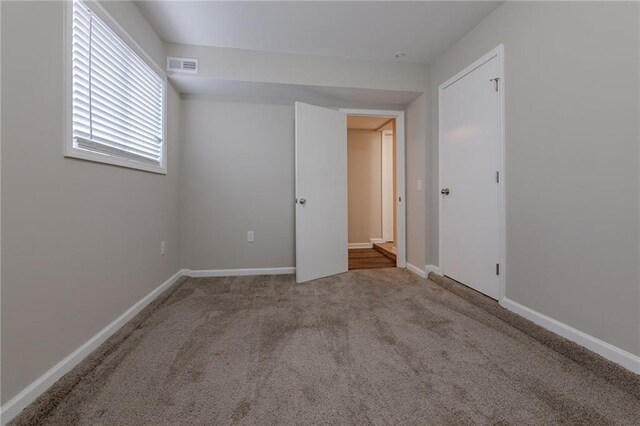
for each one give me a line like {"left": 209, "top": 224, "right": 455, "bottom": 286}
{"left": 247, "top": 231, "right": 254, "bottom": 242}
{"left": 161, "top": 240, "right": 166, "bottom": 256}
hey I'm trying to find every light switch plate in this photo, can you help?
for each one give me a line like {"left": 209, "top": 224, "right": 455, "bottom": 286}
{"left": 417, "top": 179, "right": 423, "bottom": 191}
{"left": 247, "top": 231, "right": 255, "bottom": 242}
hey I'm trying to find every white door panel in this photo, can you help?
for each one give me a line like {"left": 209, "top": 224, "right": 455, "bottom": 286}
{"left": 295, "top": 102, "right": 348, "bottom": 283}
{"left": 440, "top": 55, "right": 501, "bottom": 299}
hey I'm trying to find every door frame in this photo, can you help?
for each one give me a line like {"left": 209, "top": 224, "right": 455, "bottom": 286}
{"left": 340, "top": 108, "right": 406, "bottom": 268}
{"left": 438, "top": 44, "right": 505, "bottom": 299}
{"left": 381, "top": 129, "right": 395, "bottom": 243}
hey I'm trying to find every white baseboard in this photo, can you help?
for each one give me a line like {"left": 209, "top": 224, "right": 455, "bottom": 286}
{"left": 348, "top": 243, "right": 372, "bottom": 249}
{"left": 0, "top": 269, "right": 186, "bottom": 425}
{"left": 349, "top": 239, "right": 387, "bottom": 250}
{"left": 185, "top": 267, "right": 295, "bottom": 278}
{"left": 406, "top": 263, "right": 426, "bottom": 278}
{"left": 500, "top": 297, "right": 640, "bottom": 375}
{"left": 425, "top": 264, "right": 441, "bottom": 276}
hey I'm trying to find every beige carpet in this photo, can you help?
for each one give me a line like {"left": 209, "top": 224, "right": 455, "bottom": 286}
{"left": 12, "top": 269, "right": 640, "bottom": 425}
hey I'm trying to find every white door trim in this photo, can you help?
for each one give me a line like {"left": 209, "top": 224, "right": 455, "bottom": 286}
{"left": 438, "top": 44, "right": 505, "bottom": 299}
{"left": 381, "top": 130, "right": 395, "bottom": 242}
{"left": 340, "top": 108, "right": 406, "bottom": 268}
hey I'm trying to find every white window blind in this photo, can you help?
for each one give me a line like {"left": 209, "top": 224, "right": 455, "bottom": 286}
{"left": 71, "top": 0, "right": 165, "bottom": 168}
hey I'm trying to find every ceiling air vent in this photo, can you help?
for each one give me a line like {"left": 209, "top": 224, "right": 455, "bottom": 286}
{"left": 167, "top": 57, "right": 198, "bottom": 74}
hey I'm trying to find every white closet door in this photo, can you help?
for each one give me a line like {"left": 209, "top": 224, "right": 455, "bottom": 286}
{"left": 440, "top": 55, "right": 501, "bottom": 299}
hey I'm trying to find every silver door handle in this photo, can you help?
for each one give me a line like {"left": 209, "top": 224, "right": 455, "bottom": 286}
{"left": 299, "top": 198, "right": 307, "bottom": 205}
{"left": 440, "top": 188, "right": 450, "bottom": 195}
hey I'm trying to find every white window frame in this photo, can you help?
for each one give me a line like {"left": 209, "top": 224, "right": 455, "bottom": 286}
{"left": 63, "top": 0, "right": 168, "bottom": 174}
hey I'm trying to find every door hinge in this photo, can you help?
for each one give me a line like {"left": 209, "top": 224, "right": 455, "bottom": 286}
{"left": 490, "top": 77, "right": 500, "bottom": 92}
{"left": 496, "top": 263, "right": 500, "bottom": 275}
{"left": 496, "top": 171, "right": 500, "bottom": 183}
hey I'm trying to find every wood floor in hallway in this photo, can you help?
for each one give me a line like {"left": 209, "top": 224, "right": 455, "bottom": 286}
{"left": 348, "top": 248, "right": 396, "bottom": 270}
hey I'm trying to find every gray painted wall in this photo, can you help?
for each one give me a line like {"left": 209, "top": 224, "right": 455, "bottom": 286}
{"left": 179, "top": 97, "right": 428, "bottom": 271}
{"left": 179, "top": 99, "right": 296, "bottom": 270}
{"left": 429, "top": 1, "right": 640, "bottom": 355}
{"left": 347, "top": 129, "right": 382, "bottom": 244}
{"left": 406, "top": 94, "right": 428, "bottom": 270}
{"left": 1, "top": 1, "right": 182, "bottom": 404}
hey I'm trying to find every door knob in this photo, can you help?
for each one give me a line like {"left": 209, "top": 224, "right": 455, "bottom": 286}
{"left": 299, "top": 198, "right": 307, "bottom": 205}
{"left": 440, "top": 188, "right": 450, "bottom": 195}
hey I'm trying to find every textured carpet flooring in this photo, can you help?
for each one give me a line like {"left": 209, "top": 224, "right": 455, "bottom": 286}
{"left": 12, "top": 269, "right": 640, "bottom": 425}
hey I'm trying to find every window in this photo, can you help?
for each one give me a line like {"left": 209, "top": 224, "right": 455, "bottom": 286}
{"left": 67, "top": 0, "right": 166, "bottom": 173}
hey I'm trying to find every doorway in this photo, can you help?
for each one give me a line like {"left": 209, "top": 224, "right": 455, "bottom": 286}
{"left": 295, "top": 104, "right": 406, "bottom": 283}
{"left": 346, "top": 115, "right": 398, "bottom": 270}
{"left": 438, "top": 45, "right": 505, "bottom": 299}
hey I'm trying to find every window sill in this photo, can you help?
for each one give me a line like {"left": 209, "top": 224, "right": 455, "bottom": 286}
{"left": 64, "top": 147, "right": 167, "bottom": 175}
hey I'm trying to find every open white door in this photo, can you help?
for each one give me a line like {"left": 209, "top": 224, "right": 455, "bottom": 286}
{"left": 295, "top": 102, "right": 348, "bottom": 283}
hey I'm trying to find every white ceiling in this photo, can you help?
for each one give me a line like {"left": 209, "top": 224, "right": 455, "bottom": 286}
{"left": 136, "top": 1, "right": 502, "bottom": 64}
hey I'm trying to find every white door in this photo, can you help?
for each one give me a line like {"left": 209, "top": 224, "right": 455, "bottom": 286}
{"left": 440, "top": 54, "right": 502, "bottom": 299}
{"left": 381, "top": 131, "right": 394, "bottom": 242}
{"left": 295, "top": 102, "right": 348, "bottom": 283}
